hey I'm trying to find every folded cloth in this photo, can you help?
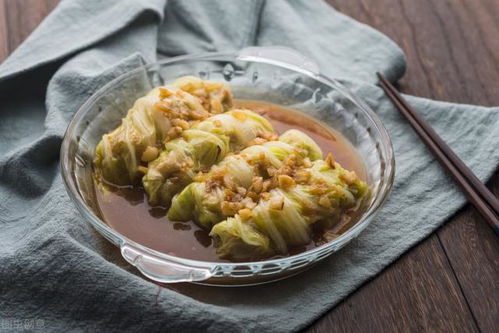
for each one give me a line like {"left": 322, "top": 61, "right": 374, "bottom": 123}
{"left": 1, "top": 0, "right": 498, "bottom": 332}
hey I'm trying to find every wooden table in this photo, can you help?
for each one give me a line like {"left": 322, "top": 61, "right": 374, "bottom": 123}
{"left": 1, "top": 0, "right": 497, "bottom": 332}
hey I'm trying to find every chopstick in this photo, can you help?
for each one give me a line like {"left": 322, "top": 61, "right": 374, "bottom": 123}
{"left": 376, "top": 72, "right": 499, "bottom": 235}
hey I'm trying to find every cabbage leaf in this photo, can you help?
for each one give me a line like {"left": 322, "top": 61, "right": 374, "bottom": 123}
{"left": 168, "top": 130, "right": 321, "bottom": 228}
{"left": 210, "top": 216, "right": 273, "bottom": 261}
{"left": 210, "top": 159, "right": 369, "bottom": 260}
{"left": 94, "top": 76, "right": 232, "bottom": 186}
{"left": 143, "top": 109, "right": 274, "bottom": 206}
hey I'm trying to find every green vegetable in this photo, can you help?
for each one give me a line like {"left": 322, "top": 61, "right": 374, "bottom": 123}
{"left": 279, "top": 129, "right": 323, "bottom": 161}
{"left": 210, "top": 217, "right": 273, "bottom": 261}
{"left": 168, "top": 130, "right": 322, "bottom": 228}
{"left": 167, "top": 182, "right": 225, "bottom": 227}
{"left": 210, "top": 160, "right": 369, "bottom": 261}
{"left": 143, "top": 109, "right": 275, "bottom": 206}
{"left": 194, "top": 109, "right": 274, "bottom": 151}
{"left": 93, "top": 77, "right": 232, "bottom": 186}
{"left": 94, "top": 88, "right": 169, "bottom": 185}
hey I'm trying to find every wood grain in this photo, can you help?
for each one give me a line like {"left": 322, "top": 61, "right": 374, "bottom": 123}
{"left": 437, "top": 174, "right": 499, "bottom": 332}
{"left": 2, "top": 0, "right": 59, "bottom": 55}
{"left": 438, "top": 208, "right": 499, "bottom": 332}
{"left": 309, "top": 235, "right": 479, "bottom": 333}
{"left": 330, "top": 0, "right": 499, "bottom": 106}
{"left": 0, "top": 0, "right": 8, "bottom": 62}
{"left": 323, "top": 0, "right": 499, "bottom": 332}
{"left": 1, "top": 0, "right": 497, "bottom": 332}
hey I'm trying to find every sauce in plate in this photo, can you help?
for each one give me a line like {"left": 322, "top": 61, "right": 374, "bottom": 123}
{"left": 95, "top": 100, "right": 367, "bottom": 262}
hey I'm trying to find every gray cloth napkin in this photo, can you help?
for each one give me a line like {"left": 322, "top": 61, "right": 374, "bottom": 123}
{"left": 1, "top": 0, "right": 498, "bottom": 332}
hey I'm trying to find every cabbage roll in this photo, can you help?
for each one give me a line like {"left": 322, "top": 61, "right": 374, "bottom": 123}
{"left": 210, "top": 158, "right": 368, "bottom": 261}
{"left": 94, "top": 76, "right": 232, "bottom": 185}
{"left": 209, "top": 217, "right": 273, "bottom": 262}
{"left": 167, "top": 129, "right": 323, "bottom": 228}
{"left": 142, "top": 109, "right": 275, "bottom": 206}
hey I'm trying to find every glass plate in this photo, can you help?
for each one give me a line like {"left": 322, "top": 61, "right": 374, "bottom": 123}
{"left": 60, "top": 46, "right": 395, "bottom": 286}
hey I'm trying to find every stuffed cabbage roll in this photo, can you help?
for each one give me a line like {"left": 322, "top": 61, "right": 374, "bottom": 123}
{"left": 210, "top": 158, "right": 369, "bottom": 261}
{"left": 94, "top": 76, "right": 232, "bottom": 185}
{"left": 167, "top": 129, "right": 323, "bottom": 228}
{"left": 209, "top": 217, "right": 273, "bottom": 262}
{"left": 142, "top": 109, "right": 276, "bottom": 206}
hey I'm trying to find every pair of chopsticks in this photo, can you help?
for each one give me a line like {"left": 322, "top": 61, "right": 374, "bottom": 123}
{"left": 376, "top": 73, "right": 499, "bottom": 235}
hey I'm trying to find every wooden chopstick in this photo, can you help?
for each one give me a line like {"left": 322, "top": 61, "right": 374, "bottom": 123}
{"left": 376, "top": 72, "right": 499, "bottom": 235}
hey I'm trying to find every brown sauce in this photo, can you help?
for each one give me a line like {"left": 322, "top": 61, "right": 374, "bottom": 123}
{"left": 95, "top": 100, "right": 367, "bottom": 262}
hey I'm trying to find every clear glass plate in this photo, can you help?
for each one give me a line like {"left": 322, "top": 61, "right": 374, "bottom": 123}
{"left": 60, "top": 47, "right": 395, "bottom": 286}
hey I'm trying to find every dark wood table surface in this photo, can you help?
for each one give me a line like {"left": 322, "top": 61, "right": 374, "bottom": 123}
{"left": 1, "top": 0, "right": 497, "bottom": 332}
